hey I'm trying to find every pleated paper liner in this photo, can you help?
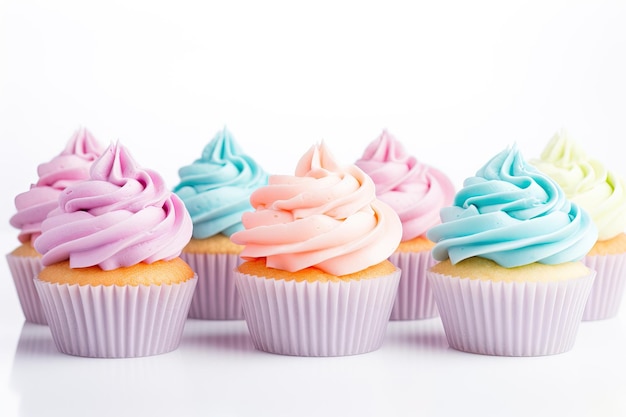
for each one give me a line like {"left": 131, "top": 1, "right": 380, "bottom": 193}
{"left": 34, "top": 276, "right": 197, "bottom": 358}
{"left": 181, "top": 252, "right": 243, "bottom": 320}
{"left": 234, "top": 269, "right": 401, "bottom": 357}
{"left": 388, "top": 250, "right": 438, "bottom": 320}
{"left": 427, "top": 270, "right": 595, "bottom": 356}
{"left": 6, "top": 253, "right": 47, "bottom": 325}
{"left": 582, "top": 253, "right": 626, "bottom": 321}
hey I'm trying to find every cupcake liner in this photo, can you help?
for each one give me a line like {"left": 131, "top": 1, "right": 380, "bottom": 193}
{"left": 388, "top": 250, "right": 438, "bottom": 320}
{"left": 34, "top": 276, "right": 197, "bottom": 358}
{"left": 234, "top": 269, "right": 401, "bottom": 357}
{"left": 582, "top": 253, "right": 626, "bottom": 321}
{"left": 427, "top": 271, "right": 595, "bottom": 356}
{"left": 6, "top": 253, "right": 47, "bottom": 325}
{"left": 180, "top": 252, "right": 243, "bottom": 320}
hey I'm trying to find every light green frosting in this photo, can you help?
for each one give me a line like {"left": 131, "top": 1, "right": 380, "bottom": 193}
{"left": 531, "top": 130, "right": 626, "bottom": 241}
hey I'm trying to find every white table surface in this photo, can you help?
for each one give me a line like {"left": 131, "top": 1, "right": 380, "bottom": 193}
{"left": 1, "top": 229, "right": 625, "bottom": 417}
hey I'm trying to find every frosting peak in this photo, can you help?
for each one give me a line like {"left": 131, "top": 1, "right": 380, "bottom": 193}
{"left": 355, "top": 130, "right": 455, "bottom": 241}
{"left": 10, "top": 127, "right": 105, "bottom": 244}
{"left": 34, "top": 141, "right": 193, "bottom": 270}
{"left": 173, "top": 127, "right": 269, "bottom": 238}
{"left": 530, "top": 130, "right": 626, "bottom": 241}
{"left": 231, "top": 141, "right": 402, "bottom": 275}
{"left": 427, "top": 144, "right": 597, "bottom": 267}
{"left": 62, "top": 127, "right": 104, "bottom": 158}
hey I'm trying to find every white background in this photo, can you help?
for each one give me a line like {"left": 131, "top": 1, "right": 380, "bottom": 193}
{"left": 2, "top": 1, "right": 626, "bottom": 416}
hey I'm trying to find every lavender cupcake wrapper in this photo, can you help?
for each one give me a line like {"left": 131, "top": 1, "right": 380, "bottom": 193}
{"left": 234, "top": 269, "right": 401, "bottom": 357}
{"left": 34, "top": 276, "right": 197, "bottom": 358}
{"left": 389, "top": 250, "right": 438, "bottom": 320}
{"left": 181, "top": 252, "right": 243, "bottom": 320}
{"left": 582, "top": 253, "right": 626, "bottom": 321}
{"left": 6, "top": 253, "right": 47, "bottom": 325}
{"left": 427, "top": 271, "right": 595, "bottom": 356}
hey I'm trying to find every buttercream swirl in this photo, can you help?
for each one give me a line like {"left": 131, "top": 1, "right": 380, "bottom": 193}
{"left": 230, "top": 142, "right": 402, "bottom": 275}
{"left": 173, "top": 128, "right": 268, "bottom": 238}
{"left": 426, "top": 144, "right": 597, "bottom": 268}
{"left": 530, "top": 130, "right": 626, "bottom": 241}
{"left": 34, "top": 141, "right": 193, "bottom": 270}
{"left": 355, "top": 130, "right": 455, "bottom": 241}
{"left": 10, "top": 127, "right": 104, "bottom": 245}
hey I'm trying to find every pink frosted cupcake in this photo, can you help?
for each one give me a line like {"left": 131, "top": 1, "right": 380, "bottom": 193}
{"left": 33, "top": 142, "right": 197, "bottom": 358}
{"left": 7, "top": 128, "right": 104, "bottom": 325}
{"left": 173, "top": 127, "right": 268, "bottom": 320}
{"left": 230, "top": 142, "right": 402, "bottom": 356}
{"left": 531, "top": 130, "right": 626, "bottom": 320}
{"left": 426, "top": 144, "right": 597, "bottom": 356}
{"left": 355, "top": 130, "right": 455, "bottom": 320}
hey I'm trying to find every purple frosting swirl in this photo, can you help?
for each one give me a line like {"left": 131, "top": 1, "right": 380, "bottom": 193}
{"left": 34, "top": 142, "right": 192, "bottom": 270}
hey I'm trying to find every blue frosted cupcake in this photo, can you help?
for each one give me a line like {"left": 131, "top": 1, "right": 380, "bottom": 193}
{"left": 173, "top": 127, "right": 269, "bottom": 319}
{"left": 426, "top": 144, "right": 597, "bottom": 356}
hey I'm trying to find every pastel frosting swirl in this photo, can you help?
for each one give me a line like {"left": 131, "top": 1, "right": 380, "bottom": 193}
{"left": 230, "top": 142, "right": 402, "bottom": 275}
{"left": 173, "top": 128, "right": 268, "bottom": 238}
{"left": 530, "top": 130, "right": 626, "bottom": 241}
{"left": 34, "top": 142, "right": 193, "bottom": 270}
{"left": 10, "top": 127, "right": 104, "bottom": 245}
{"left": 426, "top": 144, "right": 597, "bottom": 268}
{"left": 355, "top": 130, "right": 455, "bottom": 241}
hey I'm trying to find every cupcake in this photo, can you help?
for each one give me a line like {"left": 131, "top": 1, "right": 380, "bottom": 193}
{"left": 33, "top": 141, "right": 197, "bottom": 358}
{"left": 173, "top": 127, "right": 269, "bottom": 319}
{"left": 7, "top": 127, "right": 104, "bottom": 325}
{"left": 355, "top": 130, "right": 455, "bottom": 320}
{"left": 230, "top": 141, "right": 403, "bottom": 356}
{"left": 426, "top": 144, "right": 597, "bottom": 356}
{"left": 530, "top": 130, "right": 626, "bottom": 320}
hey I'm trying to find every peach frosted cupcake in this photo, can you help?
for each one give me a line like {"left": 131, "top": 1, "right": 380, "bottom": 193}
{"left": 7, "top": 127, "right": 104, "bottom": 324}
{"left": 355, "top": 130, "right": 455, "bottom": 320}
{"left": 33, "top": 142, "right": 196, "bottom": 358}
{"left": 531, "top": 130, "right": 626, "bottom": 320}
{"left": 173, "top": 127, "right": 268, "bottom": 319}
{"left": 426, "top": 144, "right": 597, "bottom": 356}
{"left": 230, "top": 142, "right": 402, "bottom": 356}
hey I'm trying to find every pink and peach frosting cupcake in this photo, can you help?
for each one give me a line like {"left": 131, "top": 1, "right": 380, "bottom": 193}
{"left": 230, "top": 141, "right": 402, "bottom": 356}
{"left": 355, "top": 130, "right": 455, "bottom": 320}
{"left": 33, "top": 141, "right": 197, "bottom": 358}
{"left": 7, "top": 127, "right": 104, "bottom": 324}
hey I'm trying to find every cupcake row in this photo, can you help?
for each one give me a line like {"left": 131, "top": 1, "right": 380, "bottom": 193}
{"left": 6, "top": 127, "right": 626, "bottom": 358}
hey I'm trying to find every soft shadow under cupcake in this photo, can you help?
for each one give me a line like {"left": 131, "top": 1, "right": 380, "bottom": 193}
{"left": 180, "top": 319, "right": 256, "bottom": 353}
{"left": 11, "top": 322, "right": 57, "bottom": 359}
{"left": 10, "top": 323, "right": 190, "bottom": 417}
{"left": 384, "top": 319, "right": 450, "bottom": 352}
